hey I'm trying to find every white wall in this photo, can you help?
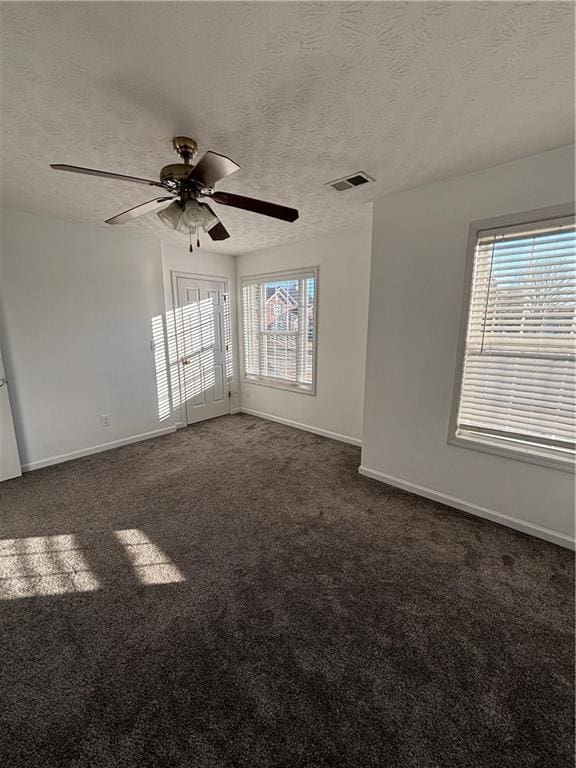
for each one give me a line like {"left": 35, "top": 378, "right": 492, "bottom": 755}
{"left": 0, "top": 210, "right": 172, "bottom": 469}
{"left": 236, "top": 218, "right": 372, "bottom": 443}
{"left": 0, "top": 206, "right": 367, "bottom": 469}
{"left": 161, "top": 241, "right": 241, "bottom": 418}
{"left": 361, "top": 146, "right": 575, "bottom": 547}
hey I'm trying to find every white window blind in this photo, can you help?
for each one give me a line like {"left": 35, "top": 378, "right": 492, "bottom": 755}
{"left": 241, "top": 269, "right": 317, "bottom": 392}
{"left": 455, "top": 215, "right": 575, "bottom": 464}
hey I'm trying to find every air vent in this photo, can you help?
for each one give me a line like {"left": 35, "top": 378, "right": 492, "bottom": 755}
{"left": 326, "top": 171, "right": 374, "bottom": 191}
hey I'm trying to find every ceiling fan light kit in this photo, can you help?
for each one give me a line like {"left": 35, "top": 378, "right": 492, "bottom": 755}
{"left": 157, "top": 199, "right": 219, "bottom": 234}
{"left": 50, "top": 137, "right": 299, "bottom": 249}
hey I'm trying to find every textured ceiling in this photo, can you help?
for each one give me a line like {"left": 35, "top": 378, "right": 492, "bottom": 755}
{"left": 0, "top": 2, "right": 574, "bottom": 255}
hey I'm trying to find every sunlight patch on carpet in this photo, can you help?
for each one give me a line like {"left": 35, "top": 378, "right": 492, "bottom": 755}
{"left": 0, "top": 534, "right": 100, "bottom": 599}
{"left": 114, "top": 529, "right": 185, "bottom": 585}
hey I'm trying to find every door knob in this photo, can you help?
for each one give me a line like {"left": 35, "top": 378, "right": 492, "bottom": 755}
{"left": 0, "top": 379, "right": 7, "bottom": 388}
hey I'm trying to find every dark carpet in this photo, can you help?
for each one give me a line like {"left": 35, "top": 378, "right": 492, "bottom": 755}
{"left": 0, "top": 414, "right": 573, "bottom": 768}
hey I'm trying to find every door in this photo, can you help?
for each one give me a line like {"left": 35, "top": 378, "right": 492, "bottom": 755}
{"left": 174, "top": 275, "right": 230, "bottom": 425}
{"left": 0, "top": 344, "right": 21, "bottom": 481}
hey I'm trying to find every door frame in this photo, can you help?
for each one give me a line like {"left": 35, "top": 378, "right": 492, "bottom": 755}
{"left": 0, "top": 339, "right": 22, "bottom": 481}
{"left": 170, "top": 270, "right": 232, "bottom": 426}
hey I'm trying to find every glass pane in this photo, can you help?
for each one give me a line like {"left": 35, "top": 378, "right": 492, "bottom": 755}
{"left": 471, "top": 228, "right": 576, "bottom": 357}
{"left": 264, "top": 334, "right": 297, "bottom": 381}
{"left": 242, "top": 285, "right": 260, "bottom": 377}
{"left": 264, "top": 279, "right": 299, "bottom": 332}
{"left": 302, "top": 276, "right": 316, "bottom": 384}
{"left": 459, "top": 220, "right": 576, "bottom": 452}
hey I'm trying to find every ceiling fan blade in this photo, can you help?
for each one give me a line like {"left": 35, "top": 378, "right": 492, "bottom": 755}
{"left": 51, "top": 164, "right": 165, "bottom": 188}
{"left": 199, "top": 203, "right": 230, "bottom": 240}
{"left": 208, "top": 221, "right": 230, "bottom": 241}
{"left": 187, "top": 151, "right": 240, "bottom": 187}
{"left": 105, "top": 197, "right": 175, "bottom": 225}
{"left": 208, "top": 191, "right": 299, "bottom": 222}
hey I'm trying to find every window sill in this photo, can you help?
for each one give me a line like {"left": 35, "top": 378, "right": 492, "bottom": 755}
{"left": 448, "top": 430, "right": 575, "bottom": 473}
{"left": 243, "top": 376, "right": 316, "bottom": 396}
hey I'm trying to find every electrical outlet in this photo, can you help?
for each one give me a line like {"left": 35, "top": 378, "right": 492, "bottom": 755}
{"left": 100, "top": 414, "right": 111, "bottom": 427}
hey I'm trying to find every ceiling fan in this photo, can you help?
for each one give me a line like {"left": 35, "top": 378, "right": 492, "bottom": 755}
{"left": 51, "top": 137, "right": 299, "bottom": 248}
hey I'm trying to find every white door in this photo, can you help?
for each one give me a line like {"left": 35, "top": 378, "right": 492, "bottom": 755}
{"left": 0, "top": 345, "right": 21, "bottom": 481}
{"left": 175, "top": 275, "right": 230, "bottom": 425}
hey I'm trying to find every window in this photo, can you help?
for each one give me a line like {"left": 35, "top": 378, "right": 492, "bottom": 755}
{"left": 241, "top": 268, "right": 317, "bottom": 393}
{"left": 451, "top": 208, "right": 575, "bottom": 470}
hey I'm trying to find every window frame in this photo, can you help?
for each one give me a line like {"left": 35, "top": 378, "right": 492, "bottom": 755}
{"left": 448, "top": 203, "right": 575, "bottom": 473}
{"left": 240, "top": 266, "right": 319, "bottom": 395}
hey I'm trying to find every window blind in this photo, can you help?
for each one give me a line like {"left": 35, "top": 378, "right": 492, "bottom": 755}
{"left": 241, "top": 270, "right": 317, "bottom": 391}
{"left": 456, "top": 216, "right": 575, "bottom": 459}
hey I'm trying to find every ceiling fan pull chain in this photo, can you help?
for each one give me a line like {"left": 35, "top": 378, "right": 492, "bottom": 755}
{"left": 196, "top": 233, "right": 200, "bottom": 249}
{"left": 189, "top": 230, "right": 193, "bottom": 253}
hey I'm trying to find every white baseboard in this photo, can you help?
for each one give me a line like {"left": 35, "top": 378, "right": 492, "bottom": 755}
{"left": 240, "top": 408, "right": 362, "bottom": 447}
{"left": 22, "top": 426, "right": 177, "bottom": 472}
{"left": 358, "top": 465, "right": 575, "bottom": 550}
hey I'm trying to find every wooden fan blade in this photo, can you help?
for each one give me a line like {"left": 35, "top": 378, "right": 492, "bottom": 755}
{"left": 105, "top": 197, "right": 175, "bottom": 225}
{"left": 208, "top": 221, "right": 230, "bottom": 241}
{"left": 187, "top": 151, "right": 240, "bottom": 187}
{"left": 51, "top": 164, "right": 165, "bottom": 188}
{"left": 209, "top": 191, "right": 299, "bottom": 222}
{"left": 199, "top": 203, "right": 230, "bottom": 240}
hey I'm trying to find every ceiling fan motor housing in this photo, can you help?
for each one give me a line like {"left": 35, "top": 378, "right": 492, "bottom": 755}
{"left": 160, "top": 136, "right": 201, "bottom": 185}
{"left": 160, "top": 163, "right": 197, "bottom": 184}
